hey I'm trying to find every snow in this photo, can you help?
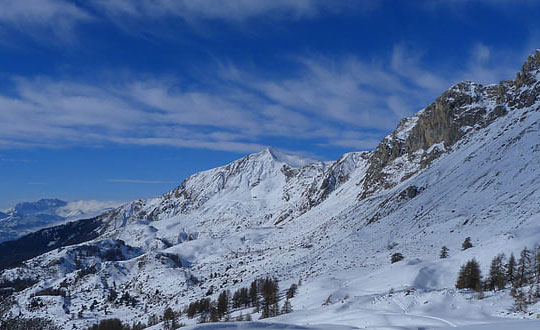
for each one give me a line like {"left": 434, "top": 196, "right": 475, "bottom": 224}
{"left": 1, "top": 60, "right": 539, "bottom": 330}
{"left": 181, "top": 322, "right": 357, "bottom": 330}
{"left": 394, "top": 115, "right": 419, "bottom": 141}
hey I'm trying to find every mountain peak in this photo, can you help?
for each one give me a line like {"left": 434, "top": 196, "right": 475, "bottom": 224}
{"left": 257, "top": 146, "right": 317, "bottom": 168}
{"left": 522, "top": 49, "right": 540, "bottom": 73}
{"left": 516, "top": 49, "right": 540, "bottom": 87}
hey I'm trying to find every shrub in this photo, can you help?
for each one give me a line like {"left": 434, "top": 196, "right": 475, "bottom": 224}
{"left": 390, "top": 253, "right": 404, "bottom": 263}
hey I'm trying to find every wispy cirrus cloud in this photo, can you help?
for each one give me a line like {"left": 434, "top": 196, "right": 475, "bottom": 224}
{"left": 91, "top": 0, "right": 361, "bottom": 22}
{"left": 0, "top": 44, "right": 527, "bottom": 154}
{"left": 0, "top": 0, "right": 365, "bottom": 43}
{"left": 0, "top": 0, "right": 91, "bottom": 40}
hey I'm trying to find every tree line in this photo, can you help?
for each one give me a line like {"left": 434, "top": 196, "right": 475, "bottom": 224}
{"left": 184, "top": 277, "right": 298, "bottom": 324}
{"left": 455, "top": 245, "right": 540, "bottom": 312}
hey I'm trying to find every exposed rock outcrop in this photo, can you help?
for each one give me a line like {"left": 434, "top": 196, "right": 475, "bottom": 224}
{"left": 359, "top": 50, "right": 540, "bottom": 199}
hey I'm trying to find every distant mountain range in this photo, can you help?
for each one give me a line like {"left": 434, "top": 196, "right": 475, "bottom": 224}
{"left": 0, "top": 198, "right": 120, "bottom": 243}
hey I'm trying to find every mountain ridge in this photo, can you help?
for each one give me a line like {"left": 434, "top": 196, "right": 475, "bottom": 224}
{"left": 0, "top": 50, "right": 538, "bottom": 329}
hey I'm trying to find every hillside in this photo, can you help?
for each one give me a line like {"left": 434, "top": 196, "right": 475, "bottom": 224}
{"left": 0, "top": 50, "right": 539, "bottom": 330}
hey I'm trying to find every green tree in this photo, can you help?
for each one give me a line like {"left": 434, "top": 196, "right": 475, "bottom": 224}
{"left": 390, "top": 253, "right": 404, "bottom": 263}
{"left": 217, "top": 290, "right": 230, "bottom": 319}
{"left": 281, "top": 299, "right": 292, "bottom": 314}
{"left": 163, "top": 307, "right": 177, "bottom": 330}
{"left": 249, "top": 280, "right": 259, "bottom": 309}
{"left": 260, "top": 278, "right": 279, "bottom": 319}
{"left": 513, "top": 289, "right": 528, "bottom": 313}
{"left": 461, "top": 237, "right": 473, "bottom": 251}
{"left": 488, "top": 253, "right": 506, "bottom": 290}
{"left": 286, "top": 283, "right": 298, "bottom": 299}
{"left": 439, "top": 246, "right": 449, "bottom": 259}
{"left": 456, "top": 259, "right": 482, "bottom": 291}
{"left": 515, "top": 247, "right": 532, "bottom": 288}
{"left": 506, "top": 253, "right": 517, "bottom": 286}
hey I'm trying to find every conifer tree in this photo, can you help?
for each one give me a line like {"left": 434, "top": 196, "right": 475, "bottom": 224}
{"left": 532, "top": 246, "right": 540, "bottom": 284}
{"left": 163, "top": 307, "right": 177, "bottom": 330}
{"left": 217, "top": 290, "right": 230, "bottom": 320}
{"left": 286, "top": 283, "right": 298, "bottom": 299}
{"left": 456, "top": 259, "right": 482, "bottom": 291}
{"left": 506, "top": 253, "right": 517, "bottom": 286}
{"left": 461, "top": 237, "right": 473, "bottom": 251}
{"left": 515, "top": 247, "right": 532, "bottom": 288}
{"left": 390, "top": 252, "right": 404, "bottom": 263}
{"left": 281, "top": 299, "right": 292, "bottom": 314}
{"left": 260, "top": 278, "right": 279, "bottom": 319}
{"left": 439, "top": 246, "right": 449, "bottom": 259}
{"left": 249, "top": 280, "right": 259, "bottom": 309}
{"left": 488, "top": 254, "right": 506, "bottom": 290}
{"left": 209, "top": 306, "right": 219, "bottom": 323}
{"left": 513, "top": 289, "right": 528, "bottom": 312}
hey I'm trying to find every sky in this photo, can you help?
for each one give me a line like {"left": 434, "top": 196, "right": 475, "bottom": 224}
{"left": 0, "top": 0, "right": 539, "bottom": 208}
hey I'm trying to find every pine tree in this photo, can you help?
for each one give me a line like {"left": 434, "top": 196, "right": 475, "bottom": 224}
{"left": 217, "top": 290, "right": 229, "bottom": 320}
{"left": 488, "top": 253, "right": 506, "bottom": 290}
{"left": 209, "top": 306, "right": 219, "bottom": 323}
{"left": 249, "top": 280, "right": 259, "bottom": 309}
{"left": 260, "top": 278, "right": 279, "bottom": 319}
{"left": 532, "top": 246, "right": 540, "bottom": 285}
{"left": 281, "top": 299, "right": 292, "bottom": 314}
{"left": 506, "top": 253, "right": 517, "bottom": 286}
{"left": 390, "top": 252, "right": 404, "bottom": 263}
{"left": 439, "top": 246, "right": 449, "bottom": 259}
{"left": 163, "top": 307, "right": 177, "bottom": 330}
{"left": 286, "top": 283, "right": 298, "bottom": 299}
{"left": 513, "top": 289, "right": 528, "bottom": 313}
{"left": 515, "top": 247, "right": 532, "bottom": 288}
{"left": 461, "top": 237, "right": 473, "bottom": 251}
{"left": 456, "top": 259, "right": 482, "bottom": 291}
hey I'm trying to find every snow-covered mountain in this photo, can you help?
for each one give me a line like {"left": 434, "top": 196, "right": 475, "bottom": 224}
{"left": 0, "top": 51, "right": 539, "bottom": 330}
{"left": 0, "top": 199, "right": 120, "bottom": 243}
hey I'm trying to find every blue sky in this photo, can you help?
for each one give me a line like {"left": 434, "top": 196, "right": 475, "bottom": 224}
{"left": 0, "top": 0, "right": 539, "bottom": 208}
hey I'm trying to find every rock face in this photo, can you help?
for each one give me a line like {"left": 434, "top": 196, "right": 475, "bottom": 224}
{"left": 360, "top": 50, "right": 540, "bottom": 199}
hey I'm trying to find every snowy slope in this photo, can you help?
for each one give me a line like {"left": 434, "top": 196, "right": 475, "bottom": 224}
{"left": 0, "top": 51, "right": 539, "bottom": 330}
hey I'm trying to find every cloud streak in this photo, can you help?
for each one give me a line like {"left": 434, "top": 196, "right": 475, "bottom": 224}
{"left": 0, "top": 0, "right": 91, "bottom": 40}
{"left": 0, "top": 0, "right": 364, "bottom": 43}
{"left": 91, "top": 0, "right": 358, "bottom": 22}
{"left": 0, "top": 44, "right": 526, "bottom": 154}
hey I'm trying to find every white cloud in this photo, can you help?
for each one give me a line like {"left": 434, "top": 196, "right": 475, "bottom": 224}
{"left": 0, "top": 0, "right": 91, "bottom": 39}
{"left": 0, "top": 0, "right": 370, "bottom": 46}
{"left": 472, "top": 43, "right": 491, "bottom": 63}
{"left": 90, "top": 0, "right": 361, "bottom": 22}
{"left": 0, "top": 44, "right": 527, "bottom": 154}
